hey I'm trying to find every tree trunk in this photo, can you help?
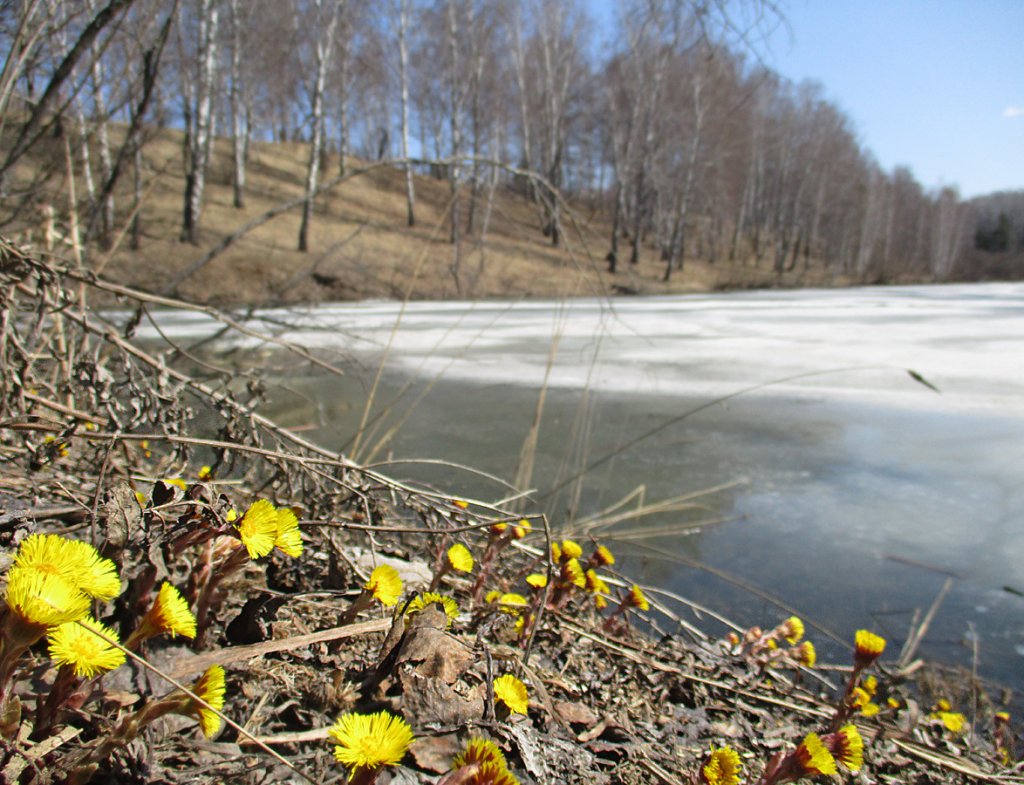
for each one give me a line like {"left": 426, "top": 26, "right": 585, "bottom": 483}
{"left": 446, "top": 0, "right": 462, "bottom": 288}
{"left": 298, "top": 0, "right": 339, "bottom": 252}
{"left": 228, "top": 0, "right": 246, "bottom": 208}
{"left": 337, "top": 47, "right": 350, "bottom": 176}
{"left": 130, "top": 144, "right": 142, "bottom": 249}
{"left": 180, "top": 0, "right": 219, "bottom": 245}
{"left": 398, "top": 0, "right": 415, "bottom": 226}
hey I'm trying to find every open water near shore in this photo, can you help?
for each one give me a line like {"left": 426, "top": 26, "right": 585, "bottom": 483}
{"left": 144, "top": 283, "right": 1024, "bottom": 690}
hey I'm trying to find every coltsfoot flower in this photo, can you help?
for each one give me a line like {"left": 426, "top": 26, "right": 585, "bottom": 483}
{"left": 701, "top": 745, "right": 742, "bottom": 785}
{"left": 13, "top": 533, "right": 121, "bottom": 601}
{"left": 493, "top": 674, "right": 529, "bottom": 715}
{"left": 778, "top": 616, "right": 804, "bottom": 645}
{"left": 794, "top": 732, "right": 837, "bottom": 777}
{"left": 452, "top": 737, "right": 507, "bottom": 770}
{"left": 273, "top": 506, "right": 303, "bottom": 557}
{"left": 447, "top": 543, "right": 474, "bottom": 573}
{"left": 5, "top": 566, "right": 90, "bottom": 629}
{"left": 236, "top": 499, "right": 278, "bottom": 559}
{"left": 626, "top": 584, "right": 649, "bottom": 611}
{"left": 365, "top": 564, "right": 403, "bottom": 607}
{"left": 406, "top": 592, "right": 458, "bottom": 626}
{"left": 48, "top": 616, "right": 126, "bottom": 678}
{"left": 562, "top": 558, "right": 585, "bottom": 588}
{"left": 854, "top": 629, "right": 886, "bottom": 667}
{"left": 128, "top": 582, "right": 197, "bottom": 646}
{"left": 188, "top": 664, "right": 226, "bottom": 738}
{"left": 328, "top": 710, "right": 414, "bottom": 777}
{"left": 795, "top": 640, "right": 816, "bottom": 667}
{"left": 560, "top": 540, "right": 583, "bottom": 560}
{"left": 824, "top": 724, "right": 863, "bottom": 772}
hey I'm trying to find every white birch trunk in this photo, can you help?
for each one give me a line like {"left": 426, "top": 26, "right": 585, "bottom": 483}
{"left": 399, "top": 0, "right": 415, "bottom": 226}
{"left": 181, "top": 0, "right": 220, "bottom": 244}
{"left": 298, "top": 0, "right": 339, "bottom": 252}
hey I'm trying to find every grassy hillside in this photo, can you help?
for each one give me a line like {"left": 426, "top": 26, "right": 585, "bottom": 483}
{"left": 7, "top": 125, "right": 849, "bottom": 304}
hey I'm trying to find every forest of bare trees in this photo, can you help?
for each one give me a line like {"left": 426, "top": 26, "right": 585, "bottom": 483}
{"left": 1, "top": 0, "right": 1021, "bottom": 287}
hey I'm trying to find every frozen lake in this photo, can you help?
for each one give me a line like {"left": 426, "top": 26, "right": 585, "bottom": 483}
{"left": 144, "top": 282, "right": 1024, "bottom": 687}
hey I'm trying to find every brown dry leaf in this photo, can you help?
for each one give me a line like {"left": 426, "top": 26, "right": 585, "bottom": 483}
{"left": 398, "top": 671, "right": 484, "bottom": 726}
{"left": 407, "top": 732, "right": 464, "bottom": 774}
{"left": 398, "top": 629, "right": 474, "bottom": 683}
{"left": 555, "top": 700, "right": 600, "bottom": 728}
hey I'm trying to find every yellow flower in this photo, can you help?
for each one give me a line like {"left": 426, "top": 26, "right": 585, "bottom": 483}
{"left": 794, "top": 732, "right": 837, "bottom": 776}
{"left": 862, "top": 674, "right": 878, "bottom": 695}
{"left": 779, "top": 616, "right": 804, "bottom": 644}
{"left": 491, "top": 520, "right": 529, "bottom": 539}
{"left": 453, "top": 499, "right": 470, "bottom": 509}
{"left": 936, "top": 698, "right": 952, "bottom": 712}
{"left": 513, "top": 613, "right": 534, "bottom": 634}
{"left": 452, "top": 737, "right": 507, "bottom": 770}
{"left": 861, "top": 701, "right": 880, "bottom": 717}
{"left": 525, "top": 574, "right": 547, "bottom": 589}
{"left": 447, "top": 543, "right": 474, "bottom": 573}
{"left": 236, "top": 499, "right": 278, "bottom": 559}
{"left": 43, "top": 434, "right": 70, "bottom": 458}
{"left": 188, "top": 665, "right": 226, "bottom": 738}
{"left": 562, "top": 558, "right": 586, "bottom": 588}
{"left": 493, "top": 674, "right": 529, "bottom": 715}
{"left": 585, "top": 570, "right": 609, "bottom": 608}
{"left": 550, "top": 542, "right": 562, "bottom": 564}
{"left": 933, "top": 710, "right": 966, "bottom": 733}
{"left": 198, "top": 465, "right": 213, "bottom": 481}
{"left": 854, "top": 629, "right": 886, "bottom": 666}
{"left": 593, "top": 545, "right": 615, "bottom": 566}
{"left": 165, "top": 478, "right": 187, "bottom": 491}
{"left": 225, "top": 507, "right": 238, "bottom": 523}
{"left": 48, "top": 616, "right": 126, "bottom": 678}
{"left": 473, "top": 763, "right": 521, "bottom": 785}
{"left": 328, "top": 710, "right": 414, "bottom": 774}
{"left": 702, "top": 746, "right": 742, "bottom": 785}
{"left": 887, "top": 697, "right": 901, "bottom": 709}
{"left": 13, "top": 533, "right": 121, "bottom": 601}
{"left": 496, "top": 593, "right": 528, "bottom": 615}
{"left": 365, "top": 564, "right": 403, "bottom": 607}
{"left": 795, "top": 640, "right": 816, "bottom": 667}
{"left": 406, "top": 592, "right": 459, "bottom": 626}
{"left": 66, "top": 539, "right": 122, "bottom": 601}
{"left": 273, "top": 506, "right": 303, "bottom": 558}
{"left": 827, "top": 724, "right": 864, "bottom": 772}
{"left": 627, "top": 584, "right": 649, "bottom": 611}
{"left": 485, "top": 590, "right": 503, "bottom": 604}
{"left": 560, "top": 540, "right": 583, "bottom": 560}
{"left": 850, "top": 687, "right": 871, "bottom": 709}
{"left": 4, "top": 566, "right": 90, "bottom": 628}
{"left": 137, "top": 582, "right": 197, "bottom": 640}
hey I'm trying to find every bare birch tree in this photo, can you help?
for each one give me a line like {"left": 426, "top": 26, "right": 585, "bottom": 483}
{"left": 179, "top": 0, "right": 220, "bottom": 245}
{"left": 297, "top": 0, "right": 341, "bottom": 252}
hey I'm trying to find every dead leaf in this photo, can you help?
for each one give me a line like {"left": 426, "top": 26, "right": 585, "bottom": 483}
{"left": 408, "top": 732, "right": 464, "bottom": 773}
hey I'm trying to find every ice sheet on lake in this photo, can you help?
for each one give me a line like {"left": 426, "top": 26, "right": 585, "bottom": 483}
{"left": 138, "top": 282, "right": 1024, "bottom": 413}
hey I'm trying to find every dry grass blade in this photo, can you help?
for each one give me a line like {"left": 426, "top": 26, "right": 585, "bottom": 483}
{"left": 898, "top": 576, "right": 954, "bottom": 669}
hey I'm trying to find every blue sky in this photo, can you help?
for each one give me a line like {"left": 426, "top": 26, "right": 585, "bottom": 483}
{"left": 589, "top": 1, "right": 1024, "bottom": 199}
{"left": 765, "top": 0, "right": 1023, "bottom": 198}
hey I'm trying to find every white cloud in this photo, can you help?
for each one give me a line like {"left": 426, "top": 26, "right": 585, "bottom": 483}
{"left": 1003, "top": 105, "right": 1024, "bottom": 118}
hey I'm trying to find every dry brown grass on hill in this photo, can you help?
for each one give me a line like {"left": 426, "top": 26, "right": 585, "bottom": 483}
{"left": 8, "top": 125, "right": 848, "bottom": 304}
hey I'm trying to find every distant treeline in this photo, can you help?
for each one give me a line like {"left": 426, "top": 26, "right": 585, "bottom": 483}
{"left": 1, "top": 0, "right": 1021, "bottom": 284}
